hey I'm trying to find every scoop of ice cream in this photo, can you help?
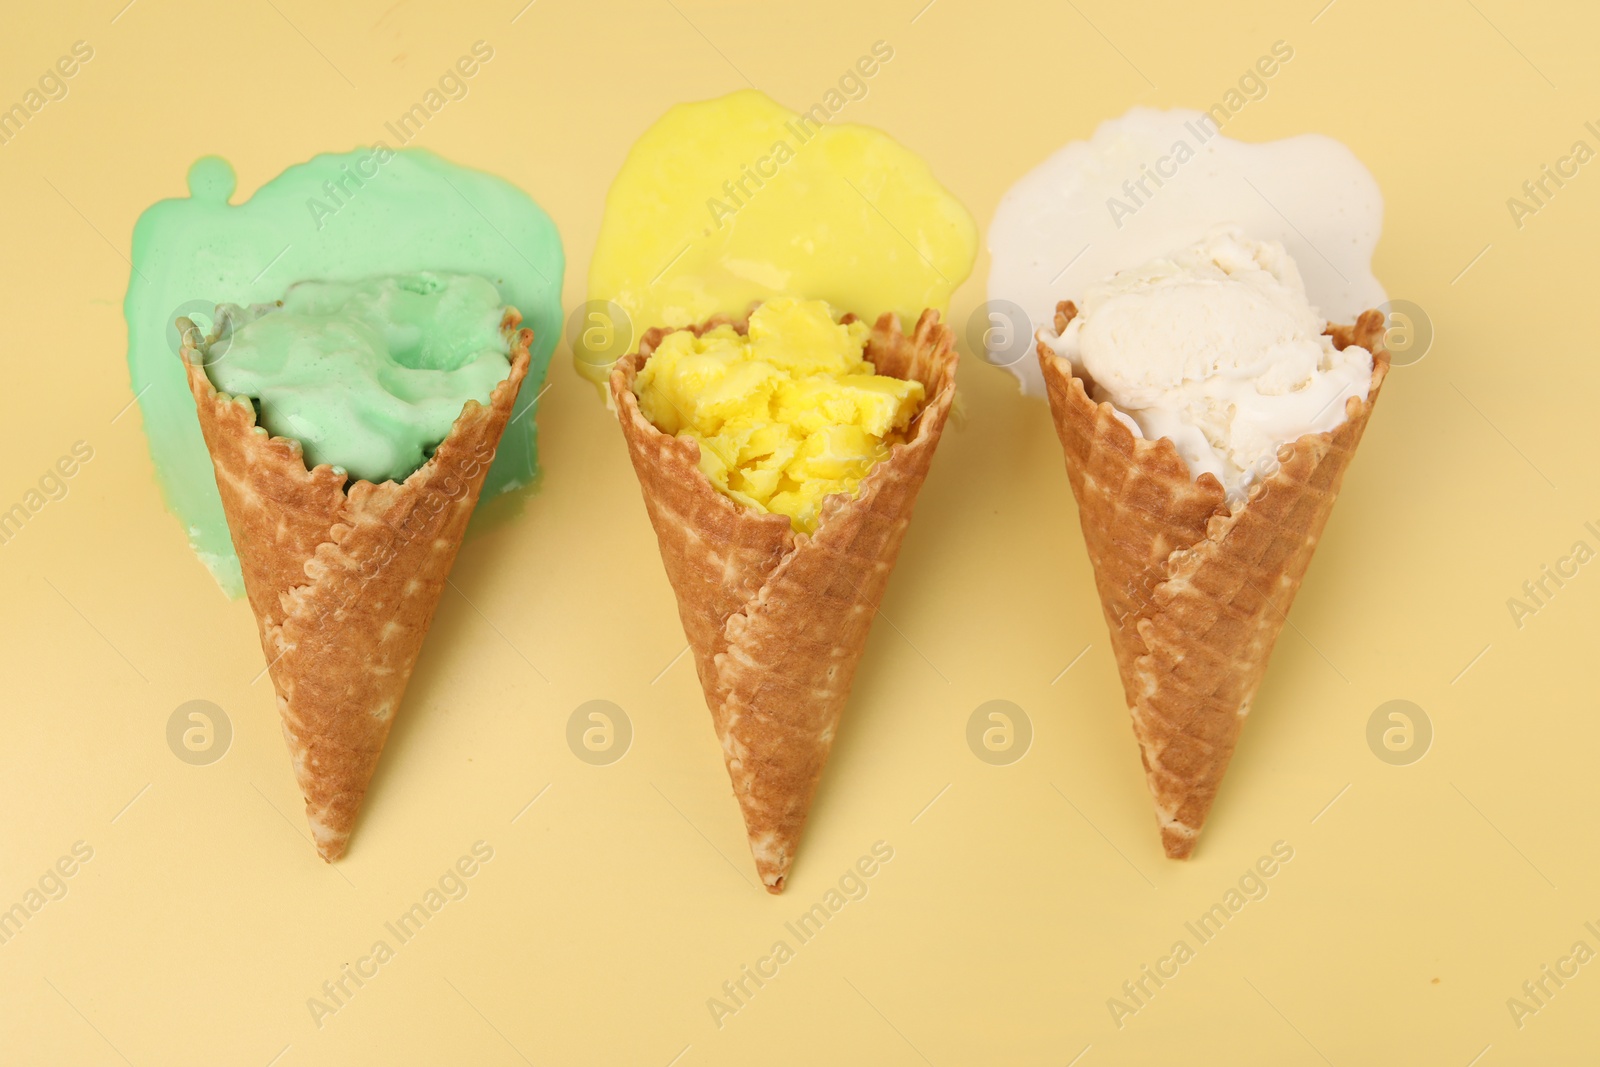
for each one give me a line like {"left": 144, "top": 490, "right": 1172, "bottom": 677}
{"left": 1045, "top": 227, "right": 1373, "bottom": 504}
{"left": 207, "top": 272, "right": 512, "bottom": 484}
{"left": 633, "top": 298, "right": 924, "bottom": 533}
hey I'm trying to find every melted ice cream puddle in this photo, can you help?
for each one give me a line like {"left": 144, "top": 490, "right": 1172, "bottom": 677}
{"left": 986, "top": 107, "right": 1384, "bottom": 396}
{"left": 584, "top": 90, "right": 976, "bottom": 392}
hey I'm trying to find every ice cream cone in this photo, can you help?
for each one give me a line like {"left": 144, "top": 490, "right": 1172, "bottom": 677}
{"left": 611, "top": 308, "right": 958, "bottom": 892}
{"left": 1038, "top": 300, "right": 1389, "bottom": 858}
{"left": 180, "top": 312, "right": 532, "bottom": 860}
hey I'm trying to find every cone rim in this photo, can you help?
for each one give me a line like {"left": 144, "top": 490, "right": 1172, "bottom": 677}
{"left": 609, "top": 304, "right": 956, "bottom": 541}
{"left": 180, "top": 306, "right": 535, "bottom": 498}
{"left": 1037, "top": 301, "right": 1391, "bottom": 522}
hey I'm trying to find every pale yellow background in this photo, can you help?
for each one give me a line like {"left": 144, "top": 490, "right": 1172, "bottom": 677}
{"left": 1, "top": 0, "right": 1596, "bottom": 1063}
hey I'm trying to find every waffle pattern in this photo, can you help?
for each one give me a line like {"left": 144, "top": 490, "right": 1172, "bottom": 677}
{"left": 612, "top": 309, "right": 958, "bottom": 892}
{"left": 1039, "top": 302, "right": 1389, "bottom": 858}
{"left": 182, "top": 314, "right": 532, "bottom": 860}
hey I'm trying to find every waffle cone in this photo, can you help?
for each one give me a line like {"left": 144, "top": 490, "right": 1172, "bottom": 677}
{"left": 1038, "top": 301, "right": 1389, "bottom": 858}
{"left": 181, "top": 313, "right": 532, "bottom": 860}
{"left": 611, "top": 309, "right": 958, "bottom": 892}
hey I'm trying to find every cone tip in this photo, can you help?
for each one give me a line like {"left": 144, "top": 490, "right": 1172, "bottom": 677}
{"left": 1162, "top": 828, "right": 1196, "bottom": 860}
{"left": 315, "top": 829, "right": 350, "bottom": 863}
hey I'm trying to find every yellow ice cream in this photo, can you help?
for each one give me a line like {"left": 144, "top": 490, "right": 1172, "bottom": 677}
{"left": 583, "top": 89, "right": 977, "bottom": 388}
{"left": 634, "top": 299, "right": 923, "bottom": 533}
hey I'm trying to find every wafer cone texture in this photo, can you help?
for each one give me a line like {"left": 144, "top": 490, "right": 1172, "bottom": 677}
{"left": 181, "top": 313, "right": 532, "bottom": 860}
{"left": 1038, "top": 302, "right": 1388, "bottom": 858}
{"left": 612, "top": 309, "right": 958, "bottom": 892}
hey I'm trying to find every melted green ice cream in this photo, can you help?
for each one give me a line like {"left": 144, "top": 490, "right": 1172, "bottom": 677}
{"left": 125, "top": 148, "right": 564, "bottom": 596}
{"left": 208, "top": 273, "right": 512, "bottom": 484}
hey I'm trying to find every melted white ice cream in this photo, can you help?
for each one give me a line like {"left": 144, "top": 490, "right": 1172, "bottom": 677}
{"left": 987, "top": 107, "right": 1384, "bottom": 397}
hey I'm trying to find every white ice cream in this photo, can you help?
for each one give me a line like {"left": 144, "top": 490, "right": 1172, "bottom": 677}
{"left": 986, "top": 108, "right": 1385, "bottom": 395}
{"left": 1044, "top": 227, "right": 1373, "bottom": 505}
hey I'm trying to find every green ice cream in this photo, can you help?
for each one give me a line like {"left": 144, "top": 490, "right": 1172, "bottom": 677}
{"left": 207, "top": 273, "right": 512, "bottom": 484}
{"left": 125, "top": 148, "right": 564, "bottom": 596}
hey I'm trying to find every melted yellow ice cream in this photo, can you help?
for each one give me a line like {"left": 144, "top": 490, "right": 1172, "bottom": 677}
{"left": 582, "top": 89, "right": 977, "bottom": 388}
{"left": 634, "top": 299, "right": 923, "bottom": 533}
